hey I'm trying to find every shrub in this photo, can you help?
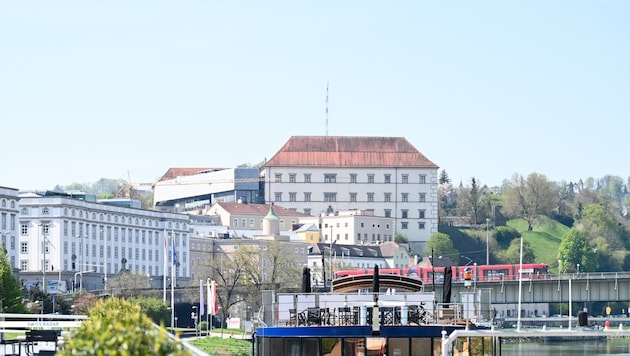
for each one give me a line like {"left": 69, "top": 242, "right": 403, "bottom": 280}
{"left": 59, "top": 297, "right": 191, "bottom": 356}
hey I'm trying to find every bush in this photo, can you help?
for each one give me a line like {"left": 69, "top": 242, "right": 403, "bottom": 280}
{"left": 198, "top": 320, "right": 208, "bottom": 331}
{"left": 59, "top": 297, "right": 191, "bottom": 356}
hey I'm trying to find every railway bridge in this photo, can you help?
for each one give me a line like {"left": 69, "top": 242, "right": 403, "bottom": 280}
{"left": 432, "top": 272, "right": 630, "bottom": 304}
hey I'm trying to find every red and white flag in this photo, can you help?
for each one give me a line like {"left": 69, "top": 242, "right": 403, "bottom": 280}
{"left": 207, "top": 279, "right": 219, "bottom": 316}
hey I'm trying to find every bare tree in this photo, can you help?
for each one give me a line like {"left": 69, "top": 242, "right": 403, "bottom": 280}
{"left": 503, "top": 173, "right": 557, "bottom": 231}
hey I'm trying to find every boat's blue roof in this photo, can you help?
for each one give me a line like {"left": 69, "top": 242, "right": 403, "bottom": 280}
{"left": 255, "top": 325, "right": 472, "bottom": 338}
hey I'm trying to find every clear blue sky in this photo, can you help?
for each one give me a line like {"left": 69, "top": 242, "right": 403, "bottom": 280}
{"left": 1, "top": 2, "right": 628, "bottom": 191}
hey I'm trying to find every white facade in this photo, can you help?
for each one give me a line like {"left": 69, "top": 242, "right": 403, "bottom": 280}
{"left": 0, "top": 186, "right": 20, "bottom": 269}
{"left": 263, "top": 166, "right": 438, "bottom": 253}
{"left": 18, "top": 195, "right": 191, "bottom": 284}
{"left": 299, "top": 210, "right": 394, "bottom": 246}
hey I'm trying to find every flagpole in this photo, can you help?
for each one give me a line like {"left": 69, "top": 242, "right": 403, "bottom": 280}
{"left": 170, "top": 231, "right": 175, "bottom": 332}
{"left": 163, "top": 229, "right": 167, "bottom": 302}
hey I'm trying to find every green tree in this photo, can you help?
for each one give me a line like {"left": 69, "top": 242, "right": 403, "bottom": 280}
{"left": 502, "top": 173, "right": 557, "bottom": 231}
{"left": 556, "top": 228, "right": 597, "bottom": 272}
{"left": 394, "top": 234, "right": 408, "bottom": 243}
{"left": 0, "top": 248, "right": 27, "bottom": 313}
{"left": 129, "top": 296, "right": 171, "bottom": 326}
{"left": 59, "top": 297, "right": 191, "bottom": 356}
{"left": 502, "top": 237, "right": 535, "bottom": 264}
{"left": 439, "top": 170, "right": 451, "bottom": 184}
{"left": 423, "top": 232, "right": 460, "bottom": 264}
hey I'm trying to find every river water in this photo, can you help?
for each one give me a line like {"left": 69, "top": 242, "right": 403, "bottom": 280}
{"left": 501, "top": 339, "right": 630, "bottom": 355}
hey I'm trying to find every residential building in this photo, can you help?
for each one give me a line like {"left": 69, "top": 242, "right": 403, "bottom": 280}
{"left": 307, "top": 241, "right": 410, "bottom": 285}
{"left": 0, "top": 186, "right": 19, "bottom": 269}
{"left": 18, "top": 191, "right": 190, "bottom": 291}
{"left": 299, "top": 209, "right": 394, "bottom": 246}
{"left": 206, "top": 202, "right": 309, "bottom": 233}
{"left": 263, "top": 136, "right": 439, "bottom": 253}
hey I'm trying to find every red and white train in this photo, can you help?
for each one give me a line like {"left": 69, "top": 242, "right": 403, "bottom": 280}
{"left": 334, "top": 263, "right": 550, "bottom": 284}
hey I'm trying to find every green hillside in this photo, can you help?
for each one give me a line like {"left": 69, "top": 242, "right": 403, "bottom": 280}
{"left": 507, "top": 216, "right": 570, "bottom": 267}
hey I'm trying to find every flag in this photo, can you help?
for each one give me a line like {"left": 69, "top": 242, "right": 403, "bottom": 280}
{"left": 199, "top": 280, "right": 205, "bottom": 316}
{"left": 172, "top": 238, "right": 177, "bottom": 266}
{"left": 208, "top": 279, "right": 219, "bottom": 316}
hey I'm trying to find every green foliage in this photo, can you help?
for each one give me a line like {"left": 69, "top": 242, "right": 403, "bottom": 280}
{"left": 198, "top": 320, "right": 208, "bottom": 331}
{"left": 495, "top": 226, "right": 521, "bottom": 247}
{"left": 59, "top": 297, "right": 191, "bottom": 356}
{"left": 424, "top": 232, "right": 460, "bottom": 264}
{"left": 556, "top": 228, "right": 597, "bottom": 272}
{"left": 501, "top": 238, "right": 535, "bottom": 264}
{"left": 189, "top": 336, "right": 251, "bottom": 356}
{"left": 0, "top": 248, "right": 27, "bottom": 313}
{"left": 128, "top": 296, "right": 170, "bottom": 326}
{"left": 394, "top": 233, "right": 408, "bottom": 243}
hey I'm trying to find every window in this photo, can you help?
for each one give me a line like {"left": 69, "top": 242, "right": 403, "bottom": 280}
{"left": 249, "top": 219, "right": 255, "bottom": 228}
{"left": 350, "top": 174, "right": 357, "bottom": 183}
{"left": 274, "top": 173, "right": 282, "bottom": 182}
{"left": 419, "top": 193, "right": 426, "bottom": 202}
{"left": 21, "top": 224, "right": 28, "bottom": 235}
{"left": 418, "top": 209, "right": 426, "bottom": 219}
{"left": 304, "top": 174, "right": 311, "bottom": 183}
{"left": 289, "top": 192, "right": 297, "bottom": 202}
{"left": 274, "top": 192, "right": 282, "bottom": 202}
{"left": 289, "top": 174, "right": 296, "bottom": 183}
{"left": 402, "top": 174, "right": 409, "bottom": 184}
{"left": 367, "top": 174, "right": 375, "bottom": 184}
{"left": 20, "top": 260, "right": 28, "bottom": 271}
{"left": 402, "top": 209, "right": 408, "bottom": 219}
{"left": 324, "top": 193, "right": 337, "bottom": 202}
{"left": 241, "top": 219, "right": 246, "bottom": 227}
{"left": 418, "top": 222, "right": 426, "bottom": 229}
{"left": 384, "top": 209, "right": 391, "bottom": 218}
{"left": 324, "top": 174, "right": 337, "bottom": 183}
{"left": 401, "top": 193, "right": 409, "bottom": 202}
{"left": 20, "top": 242, "right": 28, "bottom": 254}
{"left": 419, "top": 174, "right": 426, "bottom": 184}
{"left": 350, "top": 193, "right": 357, "bottom": 203}
{"left": 384, "top": 174, "right": 391, "bottom": 184}
{"left": 233, "top": 218, "right": 238, "bottom": 228}
{"left": 384, "top": 193, "right": 391, "bottom": 202}
{"left": 304, "top": 208, "right": 311, "bottom": 215}
{"left": 304, "top": 192, "right": 311, "bottom": 202}
{"left": 367, "top": 193, "right": 374, "bottom": 202}
{"left": 401, "top": 222, "right": 408, "bottom": 230}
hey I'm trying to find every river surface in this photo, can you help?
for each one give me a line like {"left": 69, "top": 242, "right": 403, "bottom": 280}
{"left": 501, "top": 339, "right": 630, "bottom": 355}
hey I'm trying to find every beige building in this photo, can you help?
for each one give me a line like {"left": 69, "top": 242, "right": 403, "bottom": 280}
{"left": 206, "top": 202, "right": 309, "bottom": 232}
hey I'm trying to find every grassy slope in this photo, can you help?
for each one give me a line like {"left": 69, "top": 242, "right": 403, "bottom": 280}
{"left": 507, "top": 216, "right": 569, "bottom": 266}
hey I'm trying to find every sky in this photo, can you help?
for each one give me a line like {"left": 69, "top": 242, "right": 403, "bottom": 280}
{"left": 1, "top": 1, "right": 628, "bottom": 191}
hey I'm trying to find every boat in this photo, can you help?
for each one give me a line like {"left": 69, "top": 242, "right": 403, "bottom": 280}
{"left": 253, "top": 266, "right": 494, "bottom": 355}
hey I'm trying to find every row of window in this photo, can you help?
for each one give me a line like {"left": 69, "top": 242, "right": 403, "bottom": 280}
{"left": 232, "top": 218, "right": 297, "bottom": 229}
{"left": 276, "top": 192, "right": 427, "bottom": 203}
{"left": 22, "top": 207, "right": 186, "bottom": 230}
{"left": 0, "top": 199, "right": 17, "bottom": 208}
{"left": 21, "top": 223, "right": 187, "bottom": 248}
{"left": 274, "top": 173, "right": 427, "bottom": 184}
{"left": 0, "top": 212, "right": 17, "bottom": 230}
{"left": 18, "top": 260, "right": 186, "bottom": 277}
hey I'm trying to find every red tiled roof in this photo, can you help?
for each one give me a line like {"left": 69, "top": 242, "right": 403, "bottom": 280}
{"left": 265, "top": 136, "right": 438, "bottom": 168}
{"left": 159, "top": 168, "right": 226, "bottom": 182}
{"left": 216, "top": 202, "right": 310, "bottom": 217}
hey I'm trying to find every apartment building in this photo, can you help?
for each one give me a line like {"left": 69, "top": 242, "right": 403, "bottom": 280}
{"left": 0, "top": 186, "right": 20, "bottom": 269}
{"left": 299, "top": 210, "right": 394, "bottom": 246}
{"left": 18, "top": 191, "right": 190, "bottom": 291}
{"left": 263, "top": 136, "right": 439, "bottom": 253}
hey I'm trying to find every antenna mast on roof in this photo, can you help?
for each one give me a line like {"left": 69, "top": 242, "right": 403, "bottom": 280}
{"left": 325, "top": 82, "right": 329, "bottom": 136}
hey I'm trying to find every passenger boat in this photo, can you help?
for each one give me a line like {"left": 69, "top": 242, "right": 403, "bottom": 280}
{"left": 253, "top": 266, "right": 495, "bottom": 356}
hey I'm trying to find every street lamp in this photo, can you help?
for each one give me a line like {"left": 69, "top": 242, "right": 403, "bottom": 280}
{"left": 577, "top": 263, "right": 580, "bottom": 274}
{"left": 192, "top": 306, "right": 198, "bottom": 337}
{"left": 485, "top": 218, "right": 490, "bottom": 265}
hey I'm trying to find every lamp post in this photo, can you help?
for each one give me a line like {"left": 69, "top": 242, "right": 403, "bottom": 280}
{"left": 576, "top": 263, "right": 580, "bottom": 275}
{"left": 329, "top": 225, "right": 333, "bottom": 292}
{"left": 485, "top": 218, "right": 490, "bottom": 265}
{"left": 39, "top": 224, "right": 48, "bottom": 294}
{"left": 192, "top": 306, "right": 198, "bottom": 337}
